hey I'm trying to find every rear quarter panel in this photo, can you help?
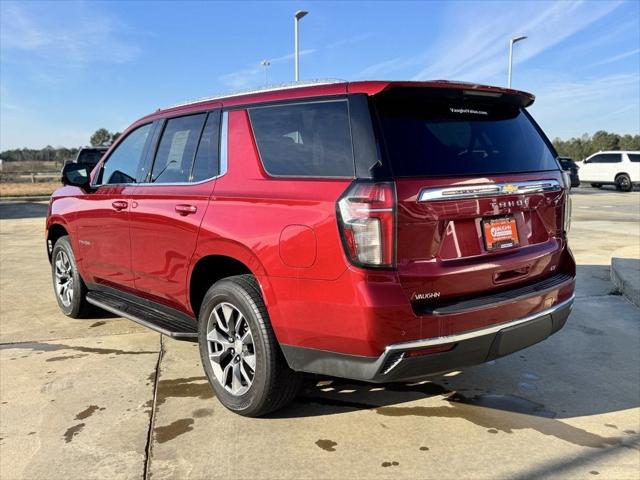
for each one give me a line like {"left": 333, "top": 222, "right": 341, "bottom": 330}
{"left": 192, "top": 109, "right": 352, "bottom": 343}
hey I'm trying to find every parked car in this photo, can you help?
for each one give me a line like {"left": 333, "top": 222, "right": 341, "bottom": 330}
{"left": 579, "top": 151, "right": 640, "bottom": 191}
{"left": 47, "top": 80, "right": 575, "bottom": 417}
{"left": 74, "top": 146, "right": 109, "bottom": 171}
{"left": 557, "top": 156, "right": 580, "bottom": 188}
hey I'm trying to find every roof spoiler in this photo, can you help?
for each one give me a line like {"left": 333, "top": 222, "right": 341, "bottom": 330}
{"left": 368, "top": 81, "right": 535, "bottom": 108}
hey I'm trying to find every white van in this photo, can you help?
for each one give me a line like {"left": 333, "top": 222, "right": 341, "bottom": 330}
{"left": 579, "top": 151, "right": 640, "bottom": 191}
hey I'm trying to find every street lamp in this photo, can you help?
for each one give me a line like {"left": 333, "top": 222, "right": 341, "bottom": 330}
{"left": 508, "top": 35, "right": 527, "bottom": 88}
{"left": 294, "top": 10, "right": 308, "bottom": 82}
{"left": 260, "top": 59, "right": 271, "bottom": 86}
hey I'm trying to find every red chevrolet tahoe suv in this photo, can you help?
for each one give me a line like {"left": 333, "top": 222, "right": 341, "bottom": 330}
{"left": 47, "top": 80, "right": 575, "bottom": 417}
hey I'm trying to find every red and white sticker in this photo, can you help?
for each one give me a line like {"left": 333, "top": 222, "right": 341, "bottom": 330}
{"left": 483, "top": 217, "right": 520, "bottom": 251}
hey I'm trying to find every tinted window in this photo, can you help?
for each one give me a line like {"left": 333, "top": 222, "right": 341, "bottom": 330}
{"left": 191, "top": 111, "right": 220, "bottom": 182}
{"left": 151, "top": 114, "right": 206, "bottom": 183}
{"left": 100, "top": 124, "right": 152, "bottom": 184}
{"left": 589, "top": 154, "right": 622, "bottom": 163}
{"left": 249, "top": 100, "right": 354, "bottom": 177}
{"left": 627, "top": 154, "right": 639, "bottom": 163}
{"left": 77, "top": 149, "right": 106, "bottom": 167}
{"left": 375, "top": 95, "right": 558, "bottom": 177}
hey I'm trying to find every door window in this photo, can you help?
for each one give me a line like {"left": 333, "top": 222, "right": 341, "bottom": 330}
{"left": 588, "top": 154, "right": 622, "bottom": 163}
{"left": 98, "top": 123, "right": 152, "bottom": 185}
{"left": 628, "top": 154, "right": 639, "bottom": 163}
{"left": 151, "top": 114, "right": 207, "bottom": 183}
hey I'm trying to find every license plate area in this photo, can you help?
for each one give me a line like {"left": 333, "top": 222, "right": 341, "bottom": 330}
{"left": 482, "top": 216, "right": 520, "bottom": 251}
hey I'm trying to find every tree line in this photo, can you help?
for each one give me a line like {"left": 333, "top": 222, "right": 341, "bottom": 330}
{"left": 1, "top": 129, "right": 638, "bottom": 164}
{"left": 552, "top": 131, "right": 640, "bottom": 162}
{"left": 0, "top": 128, "right": 121, "bottom": 164}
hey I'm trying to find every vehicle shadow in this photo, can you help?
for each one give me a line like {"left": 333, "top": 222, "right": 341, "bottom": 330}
{"left": 0, "top": 201, "right": 48, "bottom": 219}
{"left": 268, "top": 264, "right": 639, "bottom": 450}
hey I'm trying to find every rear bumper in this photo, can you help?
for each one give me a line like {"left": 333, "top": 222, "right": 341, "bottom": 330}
{"left": 281, "top": 295, "right": 574, "bottom": 382}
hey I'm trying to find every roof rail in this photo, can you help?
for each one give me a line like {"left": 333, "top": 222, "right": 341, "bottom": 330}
{"left": 160, "top": 79, "right": 347, "bottom": 111}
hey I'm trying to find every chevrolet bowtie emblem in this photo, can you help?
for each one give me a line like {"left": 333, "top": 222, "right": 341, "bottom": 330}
{"left": 502, "top": 184, "right": 518, "bottom": 194}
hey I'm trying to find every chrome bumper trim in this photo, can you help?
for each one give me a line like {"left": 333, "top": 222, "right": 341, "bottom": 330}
{"left": 386, "top": 295, "right": 575, "bottom": 353}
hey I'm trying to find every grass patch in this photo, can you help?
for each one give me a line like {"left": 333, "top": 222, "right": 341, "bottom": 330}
{"left": 0, "top": 182, "right": 60, "bottom": 197}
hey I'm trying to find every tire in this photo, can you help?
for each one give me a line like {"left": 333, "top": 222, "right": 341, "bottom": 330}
{"left": 51, "top": 236, "right": 92, "bottom": 318}
{"left": 590, "top": 183, "right": 602, "bottom": 188}
{"left": 615, "top": 174, "right": 632, "bottom": 192}
{"left": 198, "top": 275, "right": 301, "bottom": 417}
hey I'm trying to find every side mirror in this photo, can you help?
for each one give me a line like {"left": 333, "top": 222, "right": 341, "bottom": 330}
{"left": 61, "top": 163, "right": 91, "bottom": 189}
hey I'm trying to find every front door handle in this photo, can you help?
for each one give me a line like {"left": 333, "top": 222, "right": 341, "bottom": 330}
{"left": 175, "top": 204, "right": 197, "bottom": 216}
{"left": 112, "top": 200, "right": 128, "bottom": 211}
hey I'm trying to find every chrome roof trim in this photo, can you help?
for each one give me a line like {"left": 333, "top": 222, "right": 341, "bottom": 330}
{"left": 418, "top": 179, "right": 562, "bottom": 202}
{"left": 161, "top": 79, "right": 347, "bottom": 111}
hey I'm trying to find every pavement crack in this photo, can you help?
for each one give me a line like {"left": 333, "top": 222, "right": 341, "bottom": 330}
{"left": 143, "top": 335, "right": 164, "bottom": 480}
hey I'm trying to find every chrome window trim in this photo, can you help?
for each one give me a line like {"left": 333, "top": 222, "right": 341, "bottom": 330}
{"left": 418, "top": 179, "right": 562, "bottom": 202}
{"left": 219, "top": 111, "right": 228, "bottom": 176}
{"left": 91, "top": 111, "right": 229, "bottom": 188}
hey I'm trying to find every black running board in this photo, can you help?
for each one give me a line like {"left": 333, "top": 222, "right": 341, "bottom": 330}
{"left": 86, "top": 290, "right": 198, "bottom": 340}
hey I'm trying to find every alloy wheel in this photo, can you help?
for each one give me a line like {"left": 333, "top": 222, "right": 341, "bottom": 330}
{"left": 206, "top": 302, "right": 256, "bottom": 396}
{"left": 54, "top": 250, "right": 74, "bottom": 307}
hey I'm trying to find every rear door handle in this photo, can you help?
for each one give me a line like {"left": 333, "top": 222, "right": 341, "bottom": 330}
{"left": 111, "top": 200, "right": 128, "bottom": 211}
{"left": 175, "top": 204, "right": 197, "bottom": 216}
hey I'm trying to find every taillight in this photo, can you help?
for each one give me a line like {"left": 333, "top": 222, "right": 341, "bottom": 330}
{"left": 560, "top": 173, "right": 572, "bottom": 236}
{"left": 337, "top": 181, "right": 396, "bottom": 268}
{"left": 563, "top": 192, "right": 572, "bottom": 236}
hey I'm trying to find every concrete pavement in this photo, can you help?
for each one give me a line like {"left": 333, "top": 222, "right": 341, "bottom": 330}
{"left": 1, "top": 188, "right": 639, "bottom": 479}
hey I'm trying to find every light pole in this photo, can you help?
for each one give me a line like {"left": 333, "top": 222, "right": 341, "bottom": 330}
{"left": 260, "top": 59, "right": 271, "bottom": 86}
{"left": 508, "top": 35, "right": 527, "bottom": 88}
{"left": 294, "top": 10, "right": 308, "bottom": 82}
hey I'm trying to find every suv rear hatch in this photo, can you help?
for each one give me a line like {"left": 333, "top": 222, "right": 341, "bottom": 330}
{"left": 371, "top": 86, "right": 570, "bottom": 315}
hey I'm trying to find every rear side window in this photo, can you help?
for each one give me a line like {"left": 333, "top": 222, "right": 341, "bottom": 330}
{"left": 629, "top": 154, "right": 640, "bottom": 163}
{"left": 151, "top": 114, "right": 206, "bottom": 183}
{"left": 100, "top": 123, "right": 152, "bottom": 185}
{"left": 589, "top": 153, "right": 622, "bottom": 163}
{"left": 375, "top": 94, "right": 558, "bottom": 177}
{"left": 248, "top": 100, "right": 354, "bottom": 177}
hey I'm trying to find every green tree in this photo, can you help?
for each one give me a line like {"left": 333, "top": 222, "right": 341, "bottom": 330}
{"left": 590, "top": 130, "right": 620, "bottom": 152}
{"left": 619, "top": 134, "right": 640, "bottom": 151}
{"left": 90, "top": 128, "right": 113, "bottom": 146}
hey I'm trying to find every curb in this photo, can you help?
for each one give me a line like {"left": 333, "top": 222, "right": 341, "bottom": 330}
{"left": 611, "top": 257, "right": 640, "bottom": 308}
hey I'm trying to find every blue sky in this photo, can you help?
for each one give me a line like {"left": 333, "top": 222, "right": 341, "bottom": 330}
{"left": 1, "top": 0, "right": 639, "bottom": 150}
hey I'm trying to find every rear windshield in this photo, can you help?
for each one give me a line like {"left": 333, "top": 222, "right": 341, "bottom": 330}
{"left": 375, "top": 94, "right": 558, "bottom": 177}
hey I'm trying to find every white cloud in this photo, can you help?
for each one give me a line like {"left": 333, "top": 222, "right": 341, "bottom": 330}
{"left": 218, "top": 33, "right": 371, "bottom": 89}
{"left": 588, "top": 48, "right": 640, "bottom": 68}
{"left": 219, "top": 49, "right": 315, "bottom": 90}
{"left": 529, "top": 73, "right": 640, "bottom": 138}
{"left": 410, "top": 0, "right": 623, "bottom": 83}
{"left": 0, "top": 2, "right": 140, "bottom": 65}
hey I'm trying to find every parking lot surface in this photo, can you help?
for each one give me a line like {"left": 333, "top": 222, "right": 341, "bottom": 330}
{"left": 1, "top": 187, "right": 639, "bottom": 480}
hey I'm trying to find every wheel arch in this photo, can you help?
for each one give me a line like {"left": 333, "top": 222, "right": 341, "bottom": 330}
{"left": 188, "top": 241, "right": 275, "bottom": 320}
{"left": 46, "top": 223, "right": 69, "bottom": 262}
